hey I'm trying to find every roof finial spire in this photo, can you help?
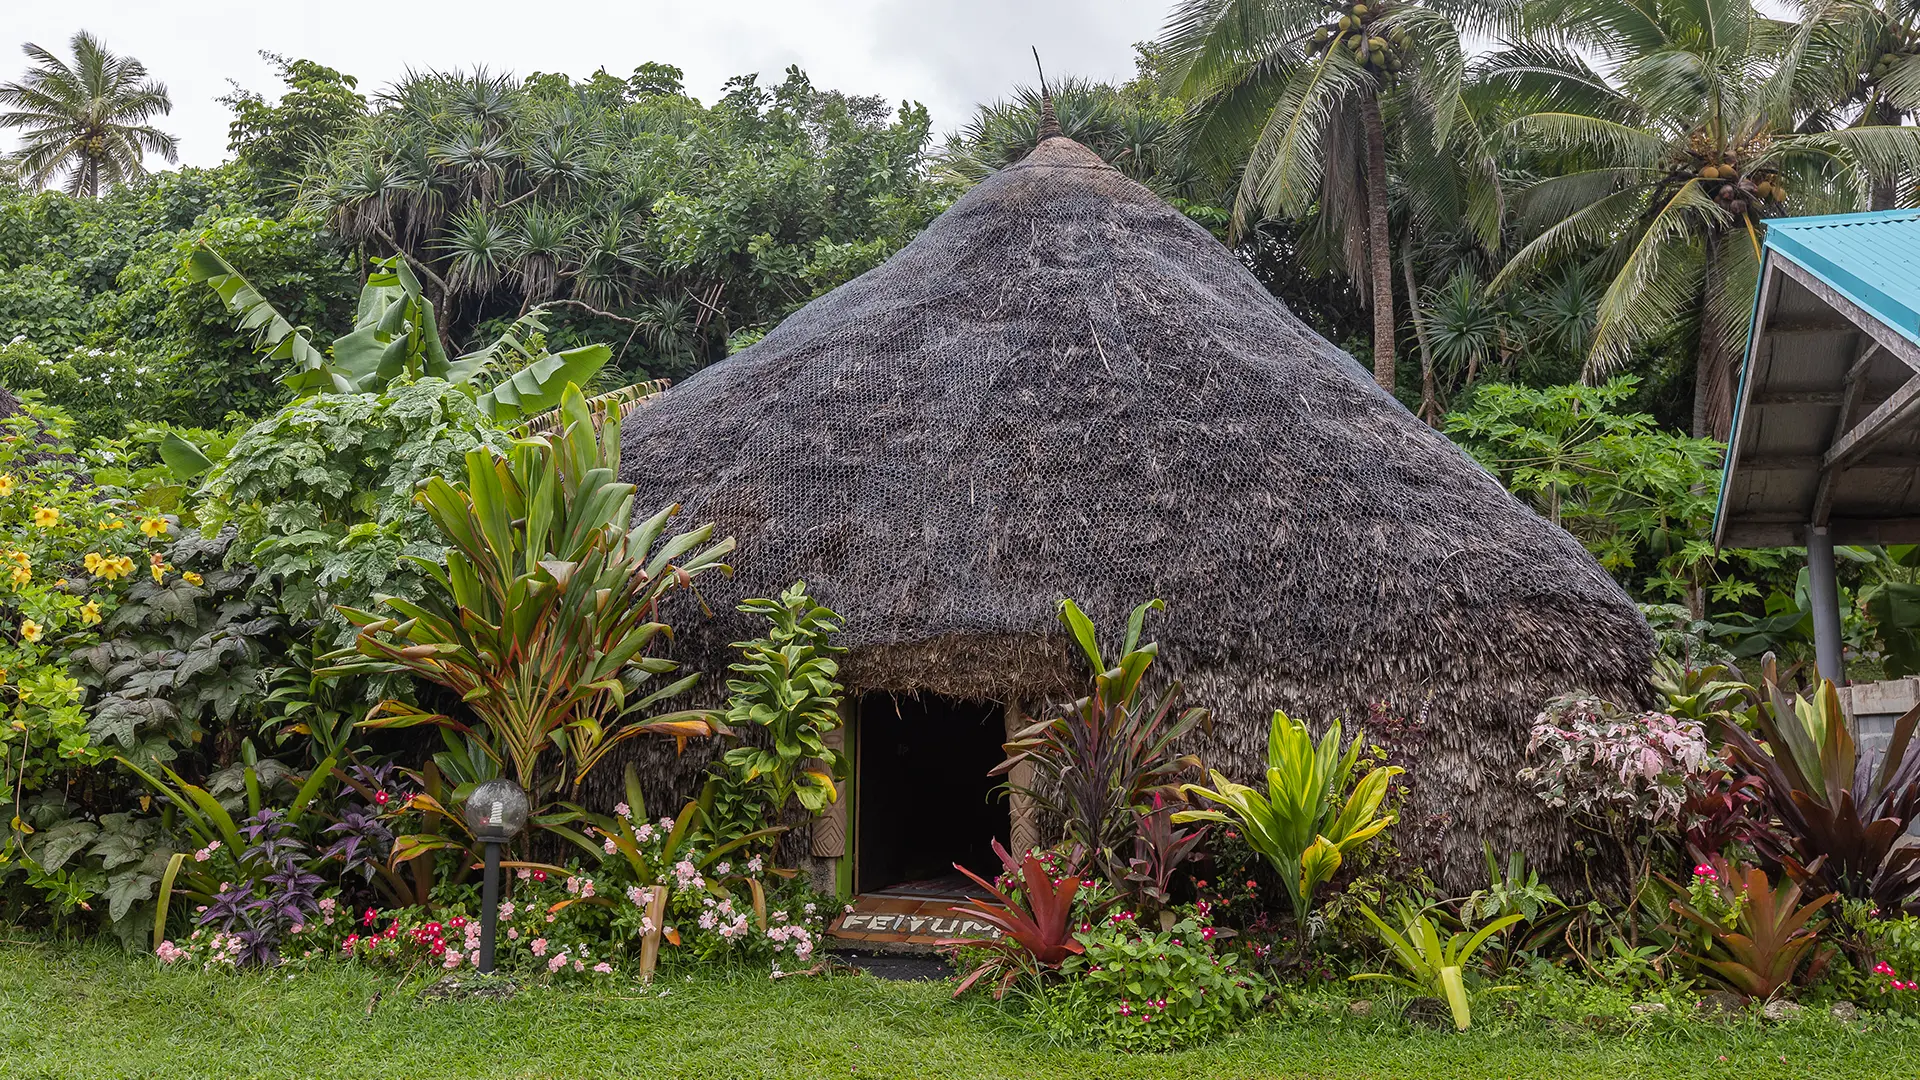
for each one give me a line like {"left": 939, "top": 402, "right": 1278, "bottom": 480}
{"left": 1032, "top": 46, "right": 1061, "bottom": 140}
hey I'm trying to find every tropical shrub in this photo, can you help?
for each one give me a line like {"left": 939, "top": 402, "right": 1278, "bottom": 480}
{"left": 69, "top": 529, "right": 286, "bottom": 773}
{"left": 1351, "top": 902, "right": 1524, "bottom": 1030}
{"left": 1666, "top": 857, "right": 1836, "bottom": 1000}
{"left": 1177, "top": 709, "right": 1401, "bottom": 927}
{"left": 712, "top": 582, "right": 847, "bottom": 838}
{"left": 0, "top": 405, "right": 175, "bottom": 897}
{"left": 1122, "top": 797, "right": 1209, "bottom": 918}
{"left": 1720, "top": 673, "right": 1920, "bottom": 910}
{"left": 1518, "top": 693, "right": 1715, "bottom": 901}
{"left": 324, "top": 386, "right": 732, "bottom": 856}
{"left": 189, "top": 248, "right": 610, "bottom": 417}
{"left": 944, "top": 842, "right": 1087, "bottom": 999}
{"left": 197, "top": 377, "right": 511, "bottom": 634}
{"left": 1055, "top": 909, "right": 1267, "bottom": 1051}
{"left": 996, "top": 598, "right": 1208, "bottom": 882}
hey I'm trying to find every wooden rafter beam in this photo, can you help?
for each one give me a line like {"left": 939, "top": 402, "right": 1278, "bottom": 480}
{"left": 1813, "top": 342, "right": 1884, "bottom": 526}
{"left": 1824, "top": 368, "right": 1920, "bottom": 474}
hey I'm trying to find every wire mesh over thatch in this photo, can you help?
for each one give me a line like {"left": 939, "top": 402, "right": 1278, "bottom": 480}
{"left": 615, "top": 135, "right": 1654, "bottom": 888}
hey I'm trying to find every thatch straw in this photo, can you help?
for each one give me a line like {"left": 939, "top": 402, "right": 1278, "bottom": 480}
{"left": 612, "top": 136, "right": 1653, "bottom": 889}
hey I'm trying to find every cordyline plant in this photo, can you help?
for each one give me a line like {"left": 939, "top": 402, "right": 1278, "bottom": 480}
{"left": 993, "top": 598, "right": 1208, "bottom": 882}
{"left": 320, "top": 385, "right": 734, "bottom": 857}
{"left": 940, "top": 839, "right": 1085, "bottom": 999}
{"left": 1721, "top": 662, "right": 1920, "bottom": 911}
{"left": 1177, "top": 710, "right": 1400, "bottom": 928}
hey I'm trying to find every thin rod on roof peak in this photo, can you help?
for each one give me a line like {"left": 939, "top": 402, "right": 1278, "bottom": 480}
{"left": 1032, "top": 46, "right": 1061, "bottom": 139}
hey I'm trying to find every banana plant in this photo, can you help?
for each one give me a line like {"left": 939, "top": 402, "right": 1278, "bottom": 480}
{"left": 319, "top": 384, "right": 734, "bottom": 829}
{"left": 187, "top": 245, "right": 610, "bottom": 420}
{"left": 1176, "top": 709, "right": 1401, "bottom": 926}
{"left": 1351, "top": 902, "right": 1525, "bottom": 1030}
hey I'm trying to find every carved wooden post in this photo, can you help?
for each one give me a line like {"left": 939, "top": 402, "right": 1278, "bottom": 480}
{"left": 811, "top": 722, "right": 848, "bottom": 859}
{"left": 1004, "top": 700, "right": 1040, "bottom": 856}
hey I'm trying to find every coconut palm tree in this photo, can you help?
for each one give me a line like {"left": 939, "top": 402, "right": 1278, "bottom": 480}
{"left": 1164, "top": 0, "right": 1508, "bottom": 396}
{"left": 1784, "top": 0, "right": 1920, "bottom": 207}
{"left": 1486, "top": 0, "right": 1920, "bottom": 439}
{"left": 0, "top": 32, "right": 176, "bottom": 196}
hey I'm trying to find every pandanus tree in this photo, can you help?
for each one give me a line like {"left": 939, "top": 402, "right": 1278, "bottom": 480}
{"left": 1485, "top": 0, "right": 1920, "bottom": 439}
{"left": 0, "top": 31, "right": 176, "bottom": 197}
{"left": 1165, "top": 0, "right": 1508, "bottom": 396}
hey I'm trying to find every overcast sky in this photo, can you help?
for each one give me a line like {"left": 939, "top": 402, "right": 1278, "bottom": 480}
{"left": 6, "top": 1, "right": 1171, "bottom": 168}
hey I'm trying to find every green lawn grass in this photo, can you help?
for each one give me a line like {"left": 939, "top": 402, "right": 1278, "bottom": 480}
{"left": 2, "top": 941, "right": 1914, "bottom": 1080}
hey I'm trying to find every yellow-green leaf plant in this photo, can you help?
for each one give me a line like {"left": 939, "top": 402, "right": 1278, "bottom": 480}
{"left": 720, "top": 582, "right": 847, "bottom": 819}
{"left": 1176, "top": 709, "right": 1401, "bottom": 926}
{"left": 319, "top": 384, "right": 734, "bottom": 855}
{"left": 1350, "top": 902, "right": 1524, "bottom": 1030}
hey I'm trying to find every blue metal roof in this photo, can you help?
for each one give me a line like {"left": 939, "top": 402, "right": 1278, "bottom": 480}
{"left": 1763, "top": 209, "right": 1920, "bottom": 347}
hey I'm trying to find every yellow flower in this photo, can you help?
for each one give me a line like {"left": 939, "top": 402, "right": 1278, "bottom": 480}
{"left": 30, "top": 507, "right": 59, "bottom": 528}
{"left": 92, "top": 554, "right": 132, "bottom": 581}
{"left": 8, "top": 566, "right": 28, "bottom": 587}
{"left": 83, "top": 553, "right": 104, "bottom": 574}
{"left": 20, "top": 619, "right": 42, "bottom": 643}
{"left": 182, "top": 571, "right": 203, "bottom": 586}
{"left": 0, "top": 475, "right": 15, "bottom": 497}
{"left": 100, "top": 518, "right": 124, "bottom": 531}
{"left": 150, "top": 562, "right": 170, "bottom": 584}
{"left": 7, "top": 551, "right": 27, "bottom": 568}
{"left": 78, "top": 600, "right": 101, "bottom": 625}
{"left": 138, "top": 516, "right": 169, "bottom": 538}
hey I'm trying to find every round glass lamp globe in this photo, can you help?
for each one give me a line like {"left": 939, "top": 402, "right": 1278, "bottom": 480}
{"left": 463, "top": 778, "right": 530, "bottom": 841}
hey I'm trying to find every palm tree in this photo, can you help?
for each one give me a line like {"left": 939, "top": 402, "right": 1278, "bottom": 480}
{"left": 1164, "top": 0, "right": 1505, "bottom": 396}
{"left": 1785, "top": 0, "right": 1920, "bottom": 208}
{"left": 1486, "top": 0, "right": 1920, "bottom": 438}
{"left": 0, "top": 32, "right": 176, "bottom": 196}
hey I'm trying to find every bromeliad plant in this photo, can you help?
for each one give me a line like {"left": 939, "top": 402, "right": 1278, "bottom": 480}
{"left": 1351, "top": 902, "right": 1525, "bottom": 1030}
{"left": 1176, "top": 709, "right": 1401, "bottom": 928}
{"left": 1666, "top": 856, "right": 1837, "bottom": 1000}
{"left": 1720, "top": 665, "right": 1920, "bottom": 910}
{"left": 942, "top": 840, "right": 1086, "bottom": 999}
{"left": 994, "top": 599, "right": 1209, "bottom": 881}
{"left": 321, "top": 385, "right": 734, "bottom": 858}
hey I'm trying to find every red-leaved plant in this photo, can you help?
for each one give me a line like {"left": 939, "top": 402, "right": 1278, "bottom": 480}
{"left": 940, "top": 839, "right": 1084, "bottom": 999}
{"left": 1666, "top": 855, "right": 1835, "bottom": 1000}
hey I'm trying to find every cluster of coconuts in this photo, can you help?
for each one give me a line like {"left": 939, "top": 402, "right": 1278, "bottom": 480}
{"left": 1865, "top": 30, "right": 1915, "bottom": 84}
{"left": 1693, "top": 159, "right": 1787, "bottom": 217}
{"left": 1310, "top": 1, "right": 1411, "bottom": 74}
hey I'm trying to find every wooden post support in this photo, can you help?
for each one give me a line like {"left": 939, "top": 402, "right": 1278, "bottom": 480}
{"left": 637, "top": 885, "right": 669, "bottom": 983}
{"left": 1807, "top": 524, "right": 1847, "bottom": 686}
{"left": 1004, "top": 700, "right": 1040, "bottom": 857}
{"left": 811, "top": 722, "right": 848, "bottom": 859}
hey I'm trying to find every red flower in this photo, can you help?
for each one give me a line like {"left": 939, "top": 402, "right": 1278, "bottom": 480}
{"left": 374, "top": 790, "right": 390, "bottom": 806}
{"left": 448, "top": 916, "right": 467, "bottom": 929}
{"left": 532, "top": 870, "right": 547, "bottom": 882}
{"left": 362, "top": 908, "right": 377, "bottom": 927}
{"left": 430, "top": 941, "right": 446, "bottom": 956}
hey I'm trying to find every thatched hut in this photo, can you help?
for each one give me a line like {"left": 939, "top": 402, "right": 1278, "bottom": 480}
{"left": 617, "top": 133, "right": 1652, "bottom": 900}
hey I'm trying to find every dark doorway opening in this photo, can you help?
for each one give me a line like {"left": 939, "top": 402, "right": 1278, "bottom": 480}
{"left": 855, "top": 693, "right": 1007, "bottom": 895}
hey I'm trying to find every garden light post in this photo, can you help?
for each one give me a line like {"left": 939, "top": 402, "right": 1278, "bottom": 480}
{"left": 462, "top": 778, "right": 529, "bottom": 975}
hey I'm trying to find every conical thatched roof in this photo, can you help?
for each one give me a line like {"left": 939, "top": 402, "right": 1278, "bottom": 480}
{"left": 618, "top": 136, "right": 1654, "bottom": 887}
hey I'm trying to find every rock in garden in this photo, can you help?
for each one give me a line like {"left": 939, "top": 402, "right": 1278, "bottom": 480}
{"left": 1762, "top": 1000, "right": 1804, "bottom": 1022}
{"left": 1696, "top": 991, "right": 1745, "bottom": 1021}
{"left": 1629, "top": 1002, "right": 1668, "bottom": 1016}
{"left": 1349, "top": 999, "right": 1373, "bottom": 1017}
{"left": 1831, "top": 1002, "right": 1860, "bottom": 1022}
{"left": 1402, "top": 997, "right": 1452, "bottom": 1029}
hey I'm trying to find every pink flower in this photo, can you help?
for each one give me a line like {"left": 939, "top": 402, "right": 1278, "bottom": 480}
{"left": 517, "top": 868, "right": 531, "bottom": 881}
{"left": 443, "top": 952, "right": 462, "bottom": 970}
{"left": 507, "top": 928, "right": 520, "bottom": 940}
{"left": 548, "top": 954, "right": 567, "bottom": 973}
{"left": 593, "top": 962, "right": 612, "bottom": 974}
{"left": 530, "top": 938, "right": 548, "bottom": 957}
{"left": 614, "top": 802, "right": 630, "bottom": 817}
